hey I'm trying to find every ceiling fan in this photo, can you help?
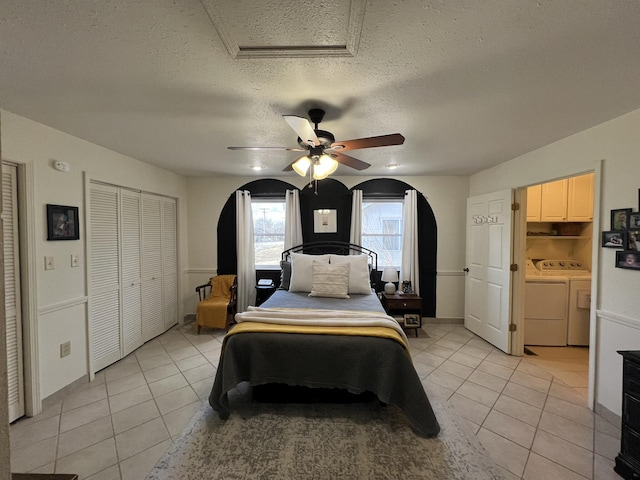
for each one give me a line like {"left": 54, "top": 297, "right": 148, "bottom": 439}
{"left": 228, "top": 108, "right": 405, "bottom": 179}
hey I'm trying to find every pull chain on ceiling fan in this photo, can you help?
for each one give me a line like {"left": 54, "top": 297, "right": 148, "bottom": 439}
{"left": 228, "top": 108, "right": 405, "bottom": 180}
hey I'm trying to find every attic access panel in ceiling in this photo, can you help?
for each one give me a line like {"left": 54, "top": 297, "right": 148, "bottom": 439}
{"left": 201, "top": 0, "right": 366, "bottom": 58}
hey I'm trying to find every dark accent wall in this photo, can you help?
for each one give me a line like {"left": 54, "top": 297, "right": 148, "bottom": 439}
{"left": 354, "top": 179, "right": 438, "bottom": 317}
{"left": 216, "top": 179, "right": 297, "bottom": 275}
{"left": 299, "top": 179, "right": 352, "bottom": 244}
{"left": 216, "top": 177, "right": 437, "bottom": 317}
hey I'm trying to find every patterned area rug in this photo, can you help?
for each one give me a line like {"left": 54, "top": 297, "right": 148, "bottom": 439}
{"left": 147, "top": 386, "right": 505, "bottom": 480}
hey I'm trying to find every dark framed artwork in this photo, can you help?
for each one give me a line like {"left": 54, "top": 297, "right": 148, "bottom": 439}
{"left": 601, "top": 231, "right": 625, "bottom": 248}
{"left": 616, "top": 250, "right": 640, "bottom": 270}
{"left": 627, "top": 229, "right": 640, "bottom": 251}
{"left": 403, "top": 313, "right": 420, "bottom": 327}
{"left": 611, "top": 208, "right": 632, "bottom": 231}
{"left": 630, "top": 212, "right": 640, "bottom": 229}
{"left": 47, "top": 204, "right": 79, "bottom": 240}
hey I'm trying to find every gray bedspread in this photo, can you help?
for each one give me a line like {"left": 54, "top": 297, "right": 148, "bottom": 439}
{"left": 208, "top": 291, "right": 441, "bottom": 438}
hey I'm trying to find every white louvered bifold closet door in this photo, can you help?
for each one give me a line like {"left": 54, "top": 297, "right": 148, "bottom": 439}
{"left": 120, "top": 189, "right": 143, "bottom": 356}
{"left": 89, "top": 183, "right": 122, "bottom": 371}
{"left": 142, "top": 193, "right": 164, "bottom": 341}
{"left": 162, "top": 197, "right": 177, "bottom": 330}
{"left": 3, "top": 163, "right": 24, "bottom": 423}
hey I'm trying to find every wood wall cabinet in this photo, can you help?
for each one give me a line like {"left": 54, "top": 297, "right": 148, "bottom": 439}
{"left": 615, "top": 350, "right": 640, "bottom": 480}
{"left": 526, "top": 173, "right": 594, "bottom": 222}
{"left": 567, "top": 173, "right": 595, "bottom": 221}
{"left": 89, "top": 183, "right": 177, "bottom": 372}
{"left": 526, "top": 184, "right": 542, "bottom": 222}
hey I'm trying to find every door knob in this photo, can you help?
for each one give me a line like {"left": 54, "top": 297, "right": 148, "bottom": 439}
{"left": 463, "top": 268, "right": 469, "bottom": 272}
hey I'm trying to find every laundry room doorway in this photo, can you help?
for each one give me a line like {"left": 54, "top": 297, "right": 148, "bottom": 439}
{"left": 519, "top": 171, "right": 596, "bottom": 405}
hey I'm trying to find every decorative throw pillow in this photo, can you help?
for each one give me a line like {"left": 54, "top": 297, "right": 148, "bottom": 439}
{"left": 279, "top": 261, "right": 291, "bottom": 290}
{"left": 288, "top": 253, "right": 331, "bottom": 292}
{"left": 308, "top": 261, "right": 350, "bottom": 299}
{"left": 329, "top": 254, "right": 372, "bottom": 294}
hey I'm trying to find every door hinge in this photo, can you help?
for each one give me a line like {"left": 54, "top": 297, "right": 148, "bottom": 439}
{"left": 510, "top": 263, "right": 518, "bottom": 272}
{"left": 509, "top": 324, "right": 517, "bottom": 332}
{"left": 512, "top": 202, "right": 520, "bottom": 211}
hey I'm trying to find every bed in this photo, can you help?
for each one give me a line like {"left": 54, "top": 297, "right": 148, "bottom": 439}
{"left": 209, "top": 242, "right": 440, "bottom": 437}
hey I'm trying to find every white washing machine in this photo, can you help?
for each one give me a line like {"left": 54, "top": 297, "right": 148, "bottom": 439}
{"left": 535, "top": 259, "right": 591, "bottom": 346}
{"left": 524, "top": 260, "right": 569, "bottom": 346}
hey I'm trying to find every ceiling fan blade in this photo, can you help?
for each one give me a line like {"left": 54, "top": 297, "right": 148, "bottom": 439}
{"left": 330, "top": 133, "right": 405, "bottom": 152}
{"left": 283, "top": 115, "right": 320, "bottom": 147}
{"left": 228, "top": 146, "right": 306, "bottom": 152}
{"left": 329, "top": 151, "right": 371, "bottom": 171}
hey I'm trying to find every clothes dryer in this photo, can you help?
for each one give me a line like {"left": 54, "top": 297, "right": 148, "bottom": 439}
{"left": 524, "top": 260, "right": 569, "bottom": 346}
{"left": 533, "top": 259, "right": 591, "bottom": 346}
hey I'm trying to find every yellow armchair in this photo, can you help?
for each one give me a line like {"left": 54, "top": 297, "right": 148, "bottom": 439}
{"left": 195, "top": 275, "right": 237, "bottom": 333}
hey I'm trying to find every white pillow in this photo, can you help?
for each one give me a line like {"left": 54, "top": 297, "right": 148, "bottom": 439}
{"left": 288, "top": 253, "right": 331, "bottom": 292}
{"left": 308, "top": 261, "right": 350, "bottom": 299}
{"left": 329, "top": 254, "right": 372, "bottom": 295}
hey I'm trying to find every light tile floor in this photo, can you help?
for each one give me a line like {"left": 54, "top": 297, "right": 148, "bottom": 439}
{"left": 10, "top": 322, "right": 622, "bottom": 479}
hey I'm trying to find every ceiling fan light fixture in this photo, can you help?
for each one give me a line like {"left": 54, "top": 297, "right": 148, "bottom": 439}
{"left": 292, "top": 156, "right": 311, "bottom": 176}
{"left": 312, "top": 155, "right": 339, "bottom": 180}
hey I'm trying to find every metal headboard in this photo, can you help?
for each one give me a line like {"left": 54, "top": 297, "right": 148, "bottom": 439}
{"left": 281, "top": 241, "right": 378, "bottom": 273}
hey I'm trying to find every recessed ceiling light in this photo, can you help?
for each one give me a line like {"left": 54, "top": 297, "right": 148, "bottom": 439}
{"left": 250, "top": 165, "right": 264, "bottom": 171}
{"left": 385, "top": 163, "right": 401, "bottom": 169}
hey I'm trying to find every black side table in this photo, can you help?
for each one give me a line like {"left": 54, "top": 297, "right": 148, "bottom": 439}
{"left": 255, "top": 281, "right": 276, "bottom": 306}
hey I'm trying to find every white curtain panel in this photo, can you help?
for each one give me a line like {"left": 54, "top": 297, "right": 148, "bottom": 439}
{"left": 401, "top": 189, "right": 420, "bottom": 295}
{"left": 236, "top": 190, "right": 256, "bottom": 312}
{"left": 284, "top": 189, "right": 303, "bottom": 250}
{"left": 349, "top": 189, "right": 363, "bottom": 248}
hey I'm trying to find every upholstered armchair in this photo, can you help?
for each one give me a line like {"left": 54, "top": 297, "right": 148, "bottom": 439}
{"left": 195, "top": 275, "right": 237, "bottom": 333}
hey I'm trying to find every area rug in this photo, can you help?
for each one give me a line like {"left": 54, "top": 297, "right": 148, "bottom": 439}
{"left": 147, "top": 387, "right": 505, "bottom": 480}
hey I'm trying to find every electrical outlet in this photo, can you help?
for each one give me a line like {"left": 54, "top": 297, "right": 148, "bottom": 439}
{"left": 60, "top": 341, "right": 71, "bottom": 358}
{"left": 71, "top": 254, "right": 79, "bottom": 267}
{"left": 45, "top": 256, "right": 55, "bottom": 270}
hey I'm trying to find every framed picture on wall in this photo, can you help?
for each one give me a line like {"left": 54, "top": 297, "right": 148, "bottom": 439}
{"left": 627, "top": 229, "right": 640, "bottom": 251}
{"left": 611, "top": 208, "right": 632, "bottom": 231}
{"left": 616, "top": 250, "right": 640, "bottom": 270}
{"left": 47, "top": 204, "right": 80, "bottom": 240}
{"left": 630, "top": 212, "right": 640, "bottom": 229}
{"left": 313, "top": 209, "right": 337, "bottom": 233}
{"left": 601, "top": 231, "right": 625, "bottom": 248}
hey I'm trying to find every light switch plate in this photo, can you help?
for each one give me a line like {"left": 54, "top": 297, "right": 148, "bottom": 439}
{"left": 71, "top": 254, "right": 79, "bottom": 267}
{"left": 45, "top": 256, "right": 54, "bottom": 270}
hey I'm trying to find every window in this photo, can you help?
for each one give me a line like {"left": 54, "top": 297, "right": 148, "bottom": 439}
{"left": 361, "top": 200, "right": 403, "bottom": 267}
{"left": 251, "top": 200, "right": 286, "bottom": 267}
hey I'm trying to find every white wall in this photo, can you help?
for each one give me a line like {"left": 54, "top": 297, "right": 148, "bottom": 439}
{"left": 470, "top": 107, "right": 640, "bottom": 416}
{"left": 185, "top": 174, "right": 469, "bottom": 319}
{"left": 1, "top": 110, "right": 188, "bottom": 399}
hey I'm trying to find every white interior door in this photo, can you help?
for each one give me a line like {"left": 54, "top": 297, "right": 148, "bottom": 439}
{"left": 142, "top": 193, "right": 164, "bottom": 341}
{"left": 161, "top": 197, "right": 177, "bottom": 330}
{"left": 89, "top": 183, "right": 122, "bottom": 371}
{"left": 3, "top": 163, "right": 24, "bottom": 422}
{"left": 465, "top": 189, "right": 513, "bottom": 353}
{"left": 120, "top": 189, "right": 143, "bottom": 356}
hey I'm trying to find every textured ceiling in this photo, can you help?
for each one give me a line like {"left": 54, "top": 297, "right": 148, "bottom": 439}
{"left": 1, "top": 1, "right": 640, "bottom": 177}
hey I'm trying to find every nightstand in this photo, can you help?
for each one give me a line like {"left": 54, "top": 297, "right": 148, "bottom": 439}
{"left": 255, "top": 280, "right": 276, "bottom": 306}
{"left": 381, "top": 292, "right": 422, "bottom": 336}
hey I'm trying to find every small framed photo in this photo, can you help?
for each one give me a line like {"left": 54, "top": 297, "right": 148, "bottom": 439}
{"left": 630, "top": 212, "right": 640, "bottom": 229}
{"left": 616, "top": 250, "right": 640, "bottom": 270}
{"left": 403, "top": 313, "right": 420, "bottom": 327}
{"left": 611, "top": 208, "right": 631, "bottom": 231}
{"left": 601, "top": 231, "right": 625, "bottom": 248}
{"left": 602, "top": 232, "right": 625, "bottom": 248}
{"left": 47, "top": 204, "right": 80, "bottom": 241}
{"left": 313, "top": 209, "right": 337, "bottom": 233}
{"left": 627, "top": 229, "right": 640, "bottom": 251}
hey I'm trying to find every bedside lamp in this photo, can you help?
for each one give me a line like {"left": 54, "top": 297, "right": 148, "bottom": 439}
{"left": 381, "top": 267, "right": 398, "bottom": 295}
